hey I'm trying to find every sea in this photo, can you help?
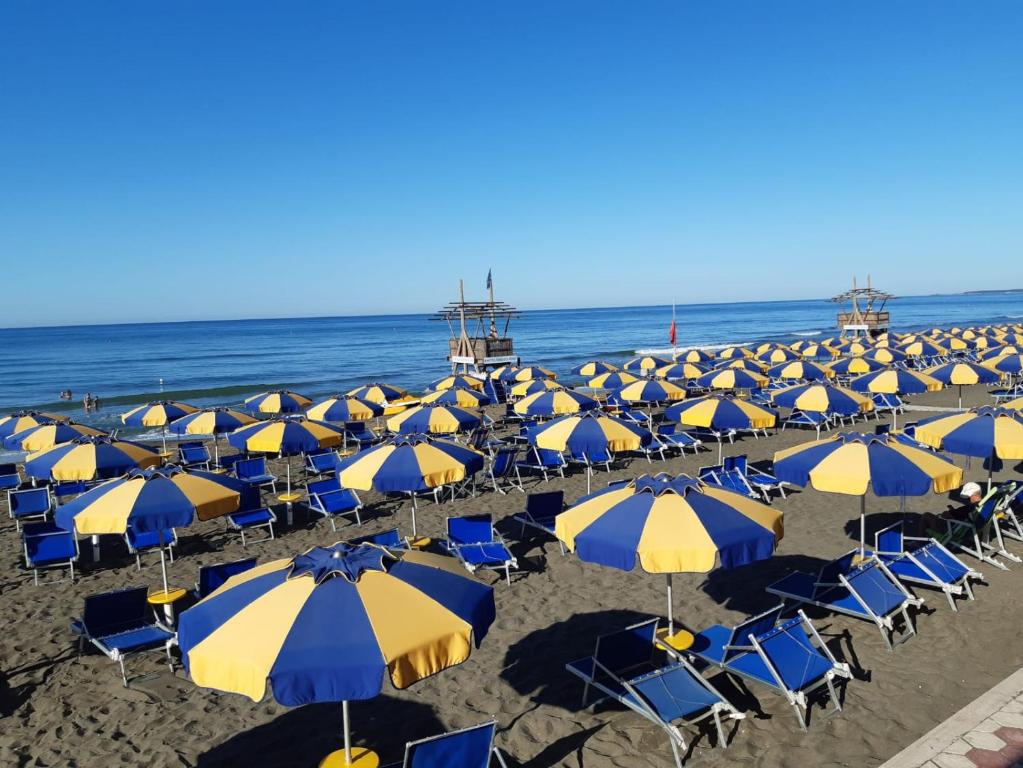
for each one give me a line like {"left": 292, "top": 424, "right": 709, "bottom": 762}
{"left": 2, "top": 292, "right": 1022, "bottom": 442}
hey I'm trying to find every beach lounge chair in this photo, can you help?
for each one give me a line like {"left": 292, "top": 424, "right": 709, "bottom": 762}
{"left": 868, "top": 522, "right": 982, "bottom": 611}
{"left": 217, "top": 452, "right": 248, "bottom": 473}
{"left": 0, "top": 462, "right": 21, "bottom": 491}
{"left": 195, "top": 557, "right": 258, "bottom": 600}
{"left": 566, "top": 445, "right": 616, "bottom": 475}
{"left": 71, "top": 586, "right": 176, "bottom": 686}
{"left": 8, "top": 486, "right": 52, "bottom": 528}
{"left": 515, "top": 446, "right": 566, "bottom": 482}
{"left": 485, "top": 378, "right": 507, "bottom": 405}
{"left": 381, "top": 720, "right": 509, "bottom": 768}
{"left": 234, "top": 456, "right": 278, "bottom": 495}
{"left": 726, "top": 455, "right": 787, "bottom": 501}
{"left": 22, "top": 520, "right": 79, "bottom": 585}
{"left": 50, "top": 479, "right": 97, "bottom": 505}
{"left": 697, "top": 463, "right": 760, "bottom": 501}
{"left": 988, "top": 481, "right": 1023, "bottom": 545}
{"left": 512, "top": 490, "right": 565, "bottom": 555}
{"left": 654, "top": 425, "right": 703, "bottom": 456}
{"left": 872, "top": 393, "right": 904, "bottom": 418}
{"left": 688, "top": 605, "right": 851, "bottom": 731}
{"left": 486, "top": 446, "right": 524, "bottom": 494}
{"left": 687, "top": 426, "right": 736, "bottom": 455}
{"left": 766, "top": 551, "right": 922, "bottom": 651}
{"left": 349, "top": 527, "right": 411, "bottom": 550}
{"left": 227, "top": 507, "right": 276, "bottom": 546}
{"left": 306, "top": 478, "right": 363, "bottom": 531}
{"left": 443, "top": 514, "right": 518, "bottom": 585}
{"left": 125, "top": 526, "right": 178, "bottom": 571}
{"left": 344, "top": 422, "right": 379, "bottom": 450}
{"left": 565, "top": 618, "right": 744, "bottom": 765}
{"left": 304, "top": 449, "right": 337, "bottom": 478}
{"left": 176, "top": 441, "right": 211, "bottom": 470}
{"left": 782, "top": 409, "right": 830, "bottom": 438}
{"left": 929, "top": 488, "right": 1022, "bottom": 570}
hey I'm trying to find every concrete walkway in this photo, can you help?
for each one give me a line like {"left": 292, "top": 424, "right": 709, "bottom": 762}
{"left": 881, "top": 668, "right": 1023, "bottom": 768}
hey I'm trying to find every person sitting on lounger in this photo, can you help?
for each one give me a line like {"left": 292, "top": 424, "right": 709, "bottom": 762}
{"left": 917, "top": 481, "right": 983, "bottom": 536}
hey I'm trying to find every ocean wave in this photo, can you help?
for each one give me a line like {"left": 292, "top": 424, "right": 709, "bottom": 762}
{"left": 635, "top": 341, "right": 756, "bottom": 355}
{"left": 792, "top": 330, "right": 823, "bottom": 337}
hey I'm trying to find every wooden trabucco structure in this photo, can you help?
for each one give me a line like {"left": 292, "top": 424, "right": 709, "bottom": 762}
{"left": 431, "top": 279, "right": 520, "bottom": 375}
{"left": 831, "top": 275, "right": 894, "bottom": 339}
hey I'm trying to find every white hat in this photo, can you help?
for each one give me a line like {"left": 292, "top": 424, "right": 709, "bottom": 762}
{"left": 960, "top": 482, "right": 982, "bottom": 499}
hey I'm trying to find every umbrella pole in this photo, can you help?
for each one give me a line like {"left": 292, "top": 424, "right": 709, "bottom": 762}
{"left": 988, "top": 452, "right": 994, "bottom": 493}
{"left": 666, "top": 573, "right": 674, "bottom": 634}
{"left": 214, "top": 435, "right": 220, "bottom": 465}
{"left": 410, "top": 494, "right": 418, "bottom": 538}
{"left": 158, "top": 529, "right": 170, "bottom": 594}
{"left": 958, "top": 385, "right": 963, "bottom": 410}
{"left": 162, "top": 426, "right": 167, "bottom": 453}
{"left": 717, "top": 438, "right": 723, "bottom": 463}
{"left": 586, "top": 465, "right": 592, "bottom": 494}
{"left": 342, "top": 700, "right": 352, "bottom": 766}
{"left": 285, "top": 455, "right": 292, "bottom": 495}
{"left": 860, "top": 495, "right": 867, "bottom": 557}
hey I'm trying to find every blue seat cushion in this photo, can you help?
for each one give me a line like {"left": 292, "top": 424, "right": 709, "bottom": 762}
{"left": 96, "top": 624, "right": 175, "bottom": 653}
{"left": 728, "top": 621, "right": 833, "bottom": 692}
{"left": 627, "top": 664, "right": 720, "bottom": 720}
{"left": 26, "top": 533, "right": 76, "bottom": 566}
{"left": 841, "top": 565, "right": 908, "bottom": 617}
{"left": 913, "top": 542, "right": 969, "bottom": 582}
{"left": 455, "top": 542, "right": 512, "bottom": 567}
{"left": 689, "top": 624, "right": 732, "bottom": 665}
{"left": 768, "top": 571, "right": 817, "bottom": 600}
{"left": 230, "top": 509, "right": 273, "bottom": 527}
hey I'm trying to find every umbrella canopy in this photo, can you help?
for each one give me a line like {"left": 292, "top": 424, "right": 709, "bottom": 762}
{"left": 827, "top": 356, "right": 884, "bottom": 376}
{"left": 612, "top": 378, "right": 686, "bottom": 403}
{"left": 420, "top": 387, "right": 492, "bottom": 408}
{"left": 771, "top": 383, "right": 874, "bottom": 416}
{"left": 346, "top": 383, "right": 410, "bottom": 405}
{"left": 490, "top": 365, "right": 520, "bottom": 381}
{"left": 767, "top": 360, "right": 835, "bottom": 381}
{"left": 867, "top": 348, "right": 908, "bottom": 365}
{"left": 509, "top": 378, "right": 562, "bottom": 398}
{"left": 429, "top": 374, "right": 485, "bottom": 392}
{"left": 756, "top": 347, "right": 799, "bottom": 364}
{"left": 675, "top": 349, "right": 714, "bottom": 363}
{"left": 718, "top": 358, "right": 767, "bottom": 373}
{"left": 178, "top": 542, "right": 496, "bottom": 765}
{"left": 623, "top": 356, "right": 672, "bottom": 374}
{"left": 696, "top": 368, "right": 768, "bottom": 391}
{"left": 508, "top": 366, "right": 556, "bottom": 382}
{"left": 900, "top": 339, "right": 948, "bottom": 358}
{"left": 984, "top": 354, "right": 1023, "bottom": 375}
{"left": 25, "top": 437, "right": 162, "bottom": 481}
{"left": 227, "top": 418, "right": 345, "bottom": 455}
{"left": 512, "top": 388, "right": 599, "bottom": 418}
{"left": 0, "top": 411, "right": 69, "bottom": 441}
{"left": 655, "top": 362, "right": 709, "bottom": 381}
{"left": 982, "top": 346, "right": 1022, "bottom": 361}
{"left": 832, "top": 339, "right": 873, "bottom": 356}
{"left": 571, "top": 360, "right": 618, "bottom": 377}
{"left": 587, "top": 371, "right": 639, "bottom": 389}
{"left": 306, "top": 397, "right": 384, "bottom": 423}
{"left": 914, "top": 407, "right": 1023, "bottom": 460}
{"left": 386, "top": 404, "right": 481, "bottom": 435}
{"left": 121, "top": 401, "right": 198, "bottom": 427}
{"left": 773, "top": 432, "right": 963, "bottom": 552}
{"left": 849, "top": 369, "right": 942, "bottom": 395}
{"left": 666, "top": 394, "right": 776, "bottom": 431}
{"left": 243, "top": 390, "right": 312, "bottom": 415}
{"left": 4, "top": 421, "right": 107, "bottom": 452}
{"left": 924, "top": 361, "right": 1002, "bottom": 408}
{"left": 717, "top": 346, "right": 754, "bottom": 360}
{"left": 54, "top": 466, "right": 243, "bottom": 535}
{"left": 555, "top": 473, "right": 782, "bottom": 629}
{"left": 796, "top": 342, "right": 839, "bottom": 360}
{"left": 168, "top": 407, "right": 257, "bottom": 435}
{"left": 528, "top": 412, "right": 650, "bottom": 455}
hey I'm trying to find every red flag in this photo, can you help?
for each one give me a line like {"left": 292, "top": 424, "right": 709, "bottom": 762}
{"left": 668, "top": 318, "right": 677, "bottom": 346}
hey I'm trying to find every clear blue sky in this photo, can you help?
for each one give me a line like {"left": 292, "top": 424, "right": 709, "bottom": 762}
{"left": 2, "top": 1, "right": 1021, "bottom": 326}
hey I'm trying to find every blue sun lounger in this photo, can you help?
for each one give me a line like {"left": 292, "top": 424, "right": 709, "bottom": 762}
{"left": 22, "top": 520, "right": 79, "bottom": 585}
{"left": 72, "top": 586, "right": 176, "bottom": 686}
{"left": 512, "top": 490, "right": 565, "bottom": 555}
{"left": 566, "top": 618, "right": 744, "bottom": 767}
{"left": 766, "top": 551, "right": 923, "bottom": 651}
{"left": 382, "top": 720, "right": 509, "bottom": 768}
{"left": 687, "top": 605, "right": 851, "bottom": 731}
{"left": 349, "top": 527, "right": 411, "bottom": 550}
{"left": 443, "top": 514, "right": 518, "bottom": 585}
{"left": 306, "top": 478, "right": 363, "bottom": 531}
{"left": 867, "top": 522, "right": 982, "bottom": 611}
{"left": 195, "top": 557, "right": 258, "bottom": 600}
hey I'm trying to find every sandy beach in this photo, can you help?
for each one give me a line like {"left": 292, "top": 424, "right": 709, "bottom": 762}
{"left": 2, "top": 382, "right": 1023, "bottom": 768}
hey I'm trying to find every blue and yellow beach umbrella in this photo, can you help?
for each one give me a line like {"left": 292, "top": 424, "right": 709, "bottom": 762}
{"left": 169, "top": 407, "right": 257, "bottom": 435}
{"left": 767, "top": 360, "right": 835, "bottom": 381}
{"left": 832, "top": 339, "right": 874, "bottom": 357}
{"left": 914, "top": 407, "right": 1023, "bottom": 461}
{"left": 336, "top": 434, "right": 484, "bottom": 534}
{"left": 924, "top": 361, "right": 1002, "bottom": 408}
{"left": 509, "top": 378, "right": 562, "bottom": 398}
{"left": 429, "top": 374, "right": 485, "bottom": 392}
{"left": 0, "top": 411, "right": 68, "bottom": 441}
{"left": 25, "top": 436, "right": 162, "bottom": 481}
{"left": 623, "top": 356, "right": 671, "bottom": 374}
{"left": 508, "top": 366, "right": 556, "bottom": 382}
{"left": 306, "top": 396, "right": 384, "bottom": 423}
{"left": 420, "top": 387, "right": 491, "bottom": 408}
{"left": 4, "top": 421, "right": 107, "bottom": 452}
{"left": 612, "top": 378, "right": 686, "bottom": 403}
{"left": 513, "top": 388, "right": 599, "bottom": 418}
{"left": 386, "top": 404, "right": 481, "bottom": 435}
{"left": 771, "top": 383, "right": 873, "bottom": 417}
{"left": 571, "top": 360, "right": 618, "bottom": 377}
{"left": 827, "top": 356, "right": 884, "bottom": 376}
{"left": 528, "top": 411, "right": 649, "bottom": 457}
{"left": 665, "top": 394, "right": 776, "bottom": 431}
{"left": 555, "top": 473, "right": 782, "bottom": 628}
{"left": 756, "top": 347, "right": 799, "bottom": 364}
{"left": 587, "top": 371, "right": 639, "bottom": 390}
{"left": 656, "top": 362, "right": 709, "bottom": 381}
{"left": 986, "top": 354, "right": 1023, "bottom": 375}
{"left": 899, "top": 339, "right": 948, "bottom": 358}
{"left": 675, "top": 348, "right": 714, "bottom": 364}
{"left": 490, "top": 365, "right": 520, "bottom": 381}
{"left": 773, "top": 432, "right": 962, "bottom": 552}
{"left": 228, "top": 417, "right": 345, "bottom": 455}
{"left": 718, "top": 358, "right": 767, "bottom": 373}
{"left": 121, "top": 401, "right": 198, "bottom": 427}
{"left": 697, "top": 367, "right": 768, "bottom": 391}
{"left": 346, "top": 383, "right": 410, "bottom": 405}
{"left": 864, "top": 349, "right": 904, "bottom": 365}
{"left": 982, "top": 345, "right": 1022, "bottom": 361}
{"left": 717, "top": 345, "right": 754, "bottom": 360}
{"left": 849, "top": 368, "right": 942, "bottom": 395}
{"left": 244, "top": 390, "right": 312, "bottom": 415}
{"left": 795, "top": 342, "right": 839, "bottom": 360}
{"left": 178, "top": 542, "right": 496, "bottom": 766}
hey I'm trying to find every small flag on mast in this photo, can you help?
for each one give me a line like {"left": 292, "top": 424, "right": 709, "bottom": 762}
{"left": 486, "top": 269, "right": 493, "bottom": 290}
{"left": 669, "top": 304, "right": 677, "bottom": 347}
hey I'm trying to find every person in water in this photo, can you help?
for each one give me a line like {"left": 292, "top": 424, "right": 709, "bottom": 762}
{"left": 83, "top": 393, "right": 93, "bottom": 413}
